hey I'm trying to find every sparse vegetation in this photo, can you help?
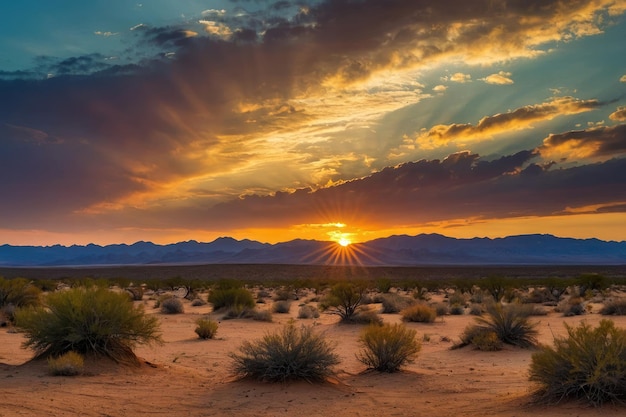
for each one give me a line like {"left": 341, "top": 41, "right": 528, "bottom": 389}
{"left": 15, "top": 287, "right": 162, "bottom": 364}
{"left": 380, "top": 293, "right": 416, "bottom": 314}
{"left": 321, "top": 282, "right": 367, "bottom": 322}
{"left": 208, "top": 287, "right": 256, "bottom": 312}
{"left": 195, "top": 318, "right": 218, "bottom": 339}
{"left": 230, "top": 321, "right": 339, "bottom": 382}
{"left": 529, "top": 319, "right": 626, "bottom": 406}
{"left": 297, "top": 304, "right": 320, "bottom": 319}
{"left": 460, "top": 302, "right": 537, "bottom": 348}
{"left": 272, "top": 300, "right": 291, "bottom": 314}
{"left": 47, "top": 351, "right": 85, "bottom": 376}
{"left": 356, "top": 323, "right": 421, "bottom": 372}
{"left": 401, "top": 303, "right": 437, "bottom": 323}
{"left": 160, "top": 297, "right": 184, "bottom": 314}
{"left": 600, "top": 299, "right": 626, "bottom": 315}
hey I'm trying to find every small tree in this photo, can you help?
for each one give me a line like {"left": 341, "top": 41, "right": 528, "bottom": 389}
{"left": 322, "top": 282, "right": 367, "bottom": 322}
{"left": 15, "top": 287, "right": 162, "bottom": 364}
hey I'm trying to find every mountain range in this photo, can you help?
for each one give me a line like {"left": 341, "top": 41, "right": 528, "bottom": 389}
{"left": 1, "top": 234, "right": 625, "bottom": 266}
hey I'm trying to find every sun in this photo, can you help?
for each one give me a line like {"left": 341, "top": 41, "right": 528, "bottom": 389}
{"left": 338, "top": 237, "right": 352, "bottom": 247}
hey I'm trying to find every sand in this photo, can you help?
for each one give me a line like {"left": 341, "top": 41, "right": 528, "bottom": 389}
{"left": 2, "top": 291, "right": 625, "bottom": 417}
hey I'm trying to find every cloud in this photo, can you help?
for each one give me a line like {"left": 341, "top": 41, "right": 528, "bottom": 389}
{"left": 610, "top": 106, "right": 626, "bottom": 121}
{"left": 481, "top": 71, "right": 513, "bottom": 85}
{"left": 94, "top": 31, "right": 119, "bottom": 37}
{"left": 432, "top": 84, "right": 447, "bottom": 92}
{"left": 448, "top": 73, "right": 471, "bottom": 83}
{"left": 413, "top": 97, "right": 603, "bottom": 149}
{"left": 539, "top": 124, "right": 626, "bottom": 159}
{"left": 621, "top": 74, "right": 626, "bottom": 82}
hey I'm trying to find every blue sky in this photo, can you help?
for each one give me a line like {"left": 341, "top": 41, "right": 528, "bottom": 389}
{"left": 1, "top": 0, "right": 625, "bottom": 246}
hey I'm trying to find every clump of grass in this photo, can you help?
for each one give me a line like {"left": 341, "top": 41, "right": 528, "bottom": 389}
{"left": 154, "top": 293, "right": 174, "bottom": 308}
{"left": 194, "top": 318, "right": 218, "bottom": 339}
{"left": 401, "top": 303, "right": 437, "bottom": 323}
{"left": 126, "top": 286, "right": 144, "bottom": 301}
{"left": 433, "top": 302, "right": 449, "bottom": 317}
{"left": 160, "top": 297, "right": 184, "bottom": 314}
{"left": 47, "top": 351, "right": 84, "bottom": 376}
{"left": 348, "top": 307, "right": 383, "bottom": 325}
{"left": 251, "top": 309, "right": 273, "bottom": 322}
{"left": 356, "top": 323, "right": 421, "bottom": 372}
{"left": 380, "top": 293, "right": 416, "bottom": 314}
{"left": 558, "top": 296, "right": 585, "bottom": 317}
{"left": 208, "top": 288, "right": 255, "bottom": 312}
{"left": 600, "top": 299, "right": 626, "bottom": 315}
{"left": 191, "top": 297, "right": 207, "bottom": 307}
{"left": 460, "top": 326, "right": 503, "bottom": 351}
{"left": 459, "top": 302, "right": 538, "bottom": 349}
{"left": 272, "top": 300, "right": 292, "bottom": 314}
{"left": 449, "top": 304, "right": 465, "bottom": 315}
{"left": 529, "top": 319, "right": 626, "bottom": 406}
{"left": 15, "top": 287, "right": 162, "bottom": 364}
{"left": 298, "top": 304, "right": 320, "bottom": 319}
{"left": 230, "top": 321, "right": 339, "bottom": 382}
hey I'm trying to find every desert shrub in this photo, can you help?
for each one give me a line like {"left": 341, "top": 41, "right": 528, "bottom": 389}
{"left": 160, "top": 297, "right": 184, "bottom": 314}
{"left": 195, "top": 318, "right": 219, "bottom": 339}
{"left": 357, "top": 323, "right": 421, "bottom": 372}
{"left": 460, "top": 326, "right": 503, "bottom": 351}
{"left": 321, "top": 282, "right": 367, "bottom": 322}
{"left": 529, "top": 319, "right": 626, "bottom": 406}
{"left": 298, "top": 305, "right": 320, "bottom": 319}
{"left": 47, "top": 351, "right": 85, "bottom": 376}
{"left": 208, "top": 288, "right": 255, "bottom": 312}
{"left": 468, "top": 304, "right": 483, "bottom": 316}
{"left": 433, "top": 302, "right": 449, "bottom": 317}
{"left": 126, "top": 286, "right": 144, "bottom": 301}
{"left": 230, "top": 321, "right": 339, "bottom": 382}
{"left": 154, "top": 293, "right": 174, "bottom": 308}
{"left": 256, "top": 289, "right": 271, "bottom": 299}
{"left": 273, "top": 289, "right": 294, "bottom": 301}
{"left": 348, "top": 307, "right": 383, "bottom": 325}
{"left": 375, "top": 278, "right": 392, "bottom": 293}
{"left": 523, "top": 287, "right": 555, "bottom": 304}
{"left": 558, "top": 296, "right": 585, "bottom": 317}
{"left": 272, "top": 300, "right": 292, "bottom": 314}
{"left": 464, "top": 302, "right": 538, "bottom": 348}
{"left": 449, "top": 304, "right": 465, "bottom": 315}
{"left": 31, "top": 279, "right": 59, "bottom": 292}
{"left": 401, "top": 303, "right": 437, "bottom": 323}
{"left": 251, "top": 309, "right": 273, "bottom": 322}
{"left": 15, "top": 287, "right": 161, "bottom": 364}
{"left": 0, "top": 277, "right": 41, "bottom": 309}
{"left": 380, "top": 293, "right": 416, "bottom": 314}
{"left": 600, "top": 299, "right": 626, "bottom": 315}
{"left": 448, "top": 291, "right": 467, "bottom": 307}
{"left": 191, "top": 297, "right": 207, "bottom": 307}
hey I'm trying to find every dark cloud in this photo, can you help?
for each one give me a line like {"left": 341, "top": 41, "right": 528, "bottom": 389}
{"left": 540, "top": 124, "right": 626, "bottom": 158}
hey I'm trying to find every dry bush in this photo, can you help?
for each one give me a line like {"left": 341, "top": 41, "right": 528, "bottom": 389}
{"left": 298, "top": 305, "right": 320, "bottom": 319}
{"left": 194, "top": 318, "right": 218, "bottom": 339}
{"left": 557, "top": 296, "right": 585, "bottom": 317}
{"left": 251, "top": 309, "right": 273, "bottom": 322}
{"left": 449, "top": 304, "right": 465, "bottom": 315}
{"left": 448, "top": 291, "right": 467, "bottom": 307}
{"left": 126, "top": 286, "right": 144, "bottom": 301}
{"left": 433, "top": 302, "right": 449, "bottom": 317}
{"left": 469, "top": 302, "right": 538, "bottom": 348}
{"left": 357, "top": 323, "right": 421, "bottom": 372}
{"left": 401, "top": 303, "right": 437, "bottom": 323}
{"left": 272, "top": 300, "right": 292, "bottom": 314}
{"left": 154, "top": 293, "right": 174, "bottom": 308}
{"left": 529, "top": 319, "right": 626, "bottom": 406}
{"left": 600, "top": 299, "right": 626, "bottom": 315}
{"left": 15, "top": 287, "right": 161, "bottom": 364}
{"left": 273, "top": 289, "right": 294, "bottom": 301}
{"left": 230, "top": 322, "right": 339, "bottom": 382}
{"left": 348, "top": 307, "right": 383, "bottom": 325}
{"left": 48, "top": 351, "right": 84, "bottom": 376}
{"left": 380, "top": 293, "right": 416, "bottom": 314}
{"left": 468, "top": 303, "right": 484, "bottom": 316}
{"left": 321, "top": 282, "right": 367, "bottom": 322}
{"left": 160, "top": 297, "right": 184, "bottom": 314}
{"left": 191, "top": 297, "right": 207, "bottom": 307}
{"left": 208, "top": 288, "right": 256, "bottom": 312}
{"left": 459, "top": 326, "right": 503, "bottom": 351}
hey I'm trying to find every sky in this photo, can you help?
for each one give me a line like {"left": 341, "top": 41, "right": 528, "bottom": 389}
{"left": 1, "top": 0, "right": 626, "bottom": 247}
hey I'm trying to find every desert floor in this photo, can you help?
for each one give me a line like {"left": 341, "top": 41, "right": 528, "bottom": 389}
{"left": 2, "top": 291, "right": 626, "bottom": 417}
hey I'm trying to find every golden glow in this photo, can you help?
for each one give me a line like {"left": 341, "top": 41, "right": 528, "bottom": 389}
{"left": 338, "top": 237, "right": 351, "bottom": 247}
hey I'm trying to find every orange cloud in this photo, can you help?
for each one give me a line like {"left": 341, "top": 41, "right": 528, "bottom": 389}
{"left": 481, "top": 71, "right": 513, "bottom": 85}
{"left": 539, "top": 124, "right": 626, "bottom": 160}
{"left": 609, "top": 106, "right": 626, "bottom": 121}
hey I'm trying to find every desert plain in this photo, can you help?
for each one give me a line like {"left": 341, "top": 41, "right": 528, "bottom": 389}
{"left": 2, "top": 271, "right": 626, "bottom": 417}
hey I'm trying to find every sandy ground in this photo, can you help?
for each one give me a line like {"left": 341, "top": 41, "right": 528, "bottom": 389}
{"left": 2, "top": 290, "right": 626, "bottom": 417}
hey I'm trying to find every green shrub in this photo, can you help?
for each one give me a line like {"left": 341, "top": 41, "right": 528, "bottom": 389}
{"left": 380, "top": 293, "right": 416, "bottom": 314}
{"left": 321, "top": 282, "right": 367, "bottom": 322}
{"left": 272, "top": 300, "right": 292, "bottom": 314}
{"left": 375, "top": 278, "right": 392, "bottom": 293}
{"left": 0, "top": 277, "right": 41, "bottom": 309}
{"left": 230, "top": 321, "right": 339, "bottom": 382}
{"left": 600, "top": 299, "right": 626, "bottom": 315}
{"left": 160, "top": 297, "right": 184, "bottom": 314}
{"left": 356, "top": 323, "right": 421, "bottom": 372}
{"left": 195, "top": 318, "right": 218, "bottom": 339}
{"left": 401, "top": 303, "right": 436, "bottom": 323}
{"left": 298, "top": 305, "right": 320, "bottom": 319}
{"left": 48, "top": 351, "right": 85, "bottom": 376}
{"left": 464, "top": 302, "right": 537, "bottom": 348}
{"left": 208, "top": 288, "right": 255, "bottom": 311}
{"left": 529, "top": 320, "right": 626, "bottom": 406}
{"left": 15, "top": 287, "right": 162, "bottom": 364}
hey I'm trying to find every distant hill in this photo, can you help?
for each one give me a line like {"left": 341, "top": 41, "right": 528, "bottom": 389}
{"left": 0, "top": 234, "right": 625, "bottom": 266}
